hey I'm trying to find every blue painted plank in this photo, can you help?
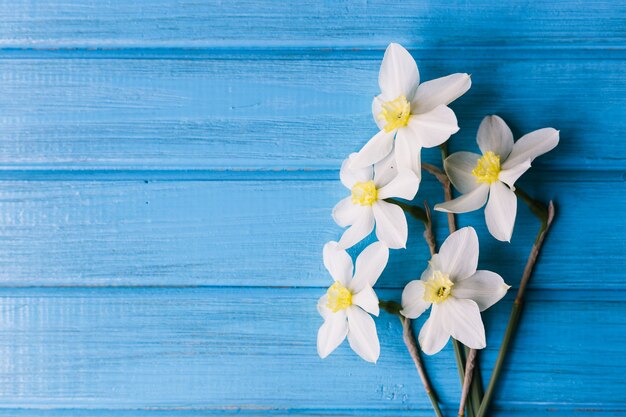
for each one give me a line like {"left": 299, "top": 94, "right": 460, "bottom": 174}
{"left": 0, "top": 0, "right": 623, "bottom": 48}
{"left": 0, "top": 287, "right": 623, "bottom": 411}
{"left": 0, "top": 56, "right": 623, "bottom": 170}
{"left": 0, "top": 410, "right": 621, "bottom": 417}
{"left": 0, "top": 1, "right": 622, "bottom": 415}
{"left": 0, "top": 176, "right": 622, "bottom": 288}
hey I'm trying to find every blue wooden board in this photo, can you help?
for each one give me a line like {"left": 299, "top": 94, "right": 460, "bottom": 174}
{"left": 0, "top": 288, "right": 623, "bottom": 413}
{"left": 0, "top": 56, "right": 623, "bottom": 170}
{"left": 0, "top": 175, "right": 623, "bottom": 289}
{"left": 0, "top": 0, "right": 624, "bottom": 416}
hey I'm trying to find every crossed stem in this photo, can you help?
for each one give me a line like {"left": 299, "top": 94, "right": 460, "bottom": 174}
{"left": 422, "top": 160, "right": 481, "bottom": 417}
{"left": 386, "top": 149, "right": 555, "bottom": 417}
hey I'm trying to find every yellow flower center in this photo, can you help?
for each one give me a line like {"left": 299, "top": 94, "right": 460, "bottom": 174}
{"left": 423, "top": 271, "right": 454, "bottom": 304}
{"left": 472, "top": 151, "right": 501, "bottom": 184}
{"left": 326, "top": 281, "right": 353, "bottom": 312}
{"left": 378, "top": 95, "right": 411, "bottom": 133}
{"left": 351, "top": 180, "right": 378, "bottom": 206}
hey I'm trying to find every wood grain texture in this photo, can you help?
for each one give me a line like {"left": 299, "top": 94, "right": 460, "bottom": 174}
{"left": 0, "top": 411, "right": 622, "bottom": 417}
{"left": 0, "top": 0, "right": 624, "bottom": 415}
{"left": 0, "top": 287, "right": 623, "bottom": 412}
{"left": 0, "top": 176, "right": 622, "bottom": 288}
{"left": 0, "top": 0, "right": 623, "bottom": 48}
{"left": 0, "top": 56, "right": 624, "bottom": 170}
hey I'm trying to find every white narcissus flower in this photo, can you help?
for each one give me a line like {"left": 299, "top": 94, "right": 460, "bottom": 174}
{"left": 317, "top": 241, "right": 389, "bottom": 363}
{"left": 350, "top": 43, "right": 471, "bottom": 177}
{"left": 434, "top": 115, "right": 559, "bottom": 242}
{"left": 401, "top": 227, "right": 509, "bottom": 355}
{"left": 333, "top": 153, "right": 420, "bottom": 250}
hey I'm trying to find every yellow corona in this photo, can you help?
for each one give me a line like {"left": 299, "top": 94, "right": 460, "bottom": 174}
{"left": 351, "top": 181, "right": 378, "bottom": 206}
{"left": 472, "top": 151, "right": 501, "bottom": 184}
{"left": 326, "top": 282, "right": 353, "bottom": 312}
{"left": 423, "top": 271, "right": 454, "bottom": 304}
{"left": 378, "top": 95, "right": 411, "bottom": 132}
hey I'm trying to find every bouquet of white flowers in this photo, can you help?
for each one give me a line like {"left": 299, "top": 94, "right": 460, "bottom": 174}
{"left": 317, "top": 43, "right": 558, "bottom": 417}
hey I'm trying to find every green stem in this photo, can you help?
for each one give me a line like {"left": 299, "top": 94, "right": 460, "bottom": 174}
{"left": 476, "top": 200, "right": 556, "bottom": 417}
{"left": 385, "top": 198, "right": 429, "bottom": 224}
{"left": 379, "top": 299, "right": 402, "bottom": 316}
{"left": 452, "top": 339, "right": 466, "bottom": 382}
{"left": 476, "top": 302, "right": 521, "bottom": 417}
{"left": 514, "top": 187, "right": 549, "bottom": 234}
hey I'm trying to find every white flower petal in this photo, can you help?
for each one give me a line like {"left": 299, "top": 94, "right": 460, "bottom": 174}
{"left": 377, "top": 170, "right": 420, "bottom": 200}
{"left": 347, "top": 306, "right": 380, "bottom": 363}
{"left": 350, "top": 130, "right": 395, "bottom": 170}
{"left": 434, "top": 185, "right": 489, "bottom": 214}
{"left": 351, "top": 241, "right": 389, "bottom": 292}
{"left": 372, "top": 200, "right": 408, "bottom": 249}
{"left": 352, "top": 286, "right": 380, "bottom": 316}
{"left": 502, "top": 128, "right": 560, "bottom": 169}
{"left": 485, "top": 181, "right": 517, "bottom": 242}
{"left": 341, "top": 153, "right": 374, "bottom": 189}
{"left": 420, "top": 254, "right": 441, "bottom": 281}
{"left": 418, "top": 305, "right": 450, "bottom": 355}
{"left": 453, "top": 270, "right": 510, "bottom": 312}
{"left": 420, "top": 254, "right": 441, "bottom": 274}
{"left": 332, "top": 197, "right": 362, "bottom": 227}
{"left": 394, "top": 128, "right": 422, "bottom": 178}
{"left": 405, "top": 105, "right": 459, "bottom": 148}
{"left": 498, "top": 159, "right": 531, "bottom": 190}
{"left": 317, "top": 294, "right": 331, "bottom": 320}
{"left": 317, "top": 311, "right": 348, "bottom": 359}
{"left": 411, "top": 73, "right": 471, "bottom": 115}
{"left": 337, "top": 209, "right": 375, "bottom": 249}
{"left": 378, "top": 43, "right": 420, "bottom": 100}
{"left": 444, "top": 151, "right": 482, "bottom": 194}
{"left": 323, "top": 241, "right": 353, "bottom": 286}
{"left": 373, "top": 152, "right": 399, "bottom": 188}
{"left": 371, "top": 95, "right": 386, "bottom": 131}
{"left": 440, "top": 298, "right": 486, "bottom": 350}
{"left": 401, "top": 280, "right": 431, "bottom": 319}
{"left": 438, "top": 227, "right": 479, "bottom": 281}
{"left": 477, "top": 115, "right": 514, "bottom": 159}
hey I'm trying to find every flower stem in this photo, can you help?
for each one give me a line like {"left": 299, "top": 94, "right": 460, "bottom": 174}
{"left": 427, "top": 145, "right": 483, "bottom": 416}
{"left": 421, "top": 196, "right": 473, "bottom": 416}
{"left": 424, "top": 158, "right": 468, "bottom": 395}
{"left": 385, "top": 198, "right": 429, "bottom": 224}
{"left": 440, "top": 143, "right": 457, "bottom": 234}
{"left": 390, "top": 198, "right": 439, "bottom": 259}
{"left": 476, "top": 200, "right": 556, "bottom": 417}
{"left": 452, "top": 339, "right": 467, "bottom": 383}
{"left": 468, "top": 349, "right": 484, "bottom": 416}
{"left": 379, "top": 300, "right": 444, "bottom": 417}
{"left": 379, "top": 299, "right": 403, "bottom": 316}
{"left": 514, "top": 187, "right": 549, "bottom": 231}
{"left": 458, "top": 348, "right": 477, "bottom": 417}
{"left": 422, "top": 202, "right": 438, "bottom": 257}
{"left": 401, "top": 316, "right": 445, "bottom": 417}
{"left": 422, "top": 162, "right": 456, "bottom": 235}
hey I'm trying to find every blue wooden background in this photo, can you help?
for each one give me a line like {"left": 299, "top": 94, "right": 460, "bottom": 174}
{"left": 0, "top": 1, "right": 624, "bottom": 416}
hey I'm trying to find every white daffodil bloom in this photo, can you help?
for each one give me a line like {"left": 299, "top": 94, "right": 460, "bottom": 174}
{"left": 317, "top": 241, "right": 389, "bottom": 363}
{"left": 333, "top": 153, "right": 420, "bottom": 250}
{"left": 350, "top": 43, "right": 471, "bottom": 177}
{"left": 401, "top": 227, "right": 509, "bottom": 355}
{"left": 434, "top": 115, "right": 559, "bottom": 242}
